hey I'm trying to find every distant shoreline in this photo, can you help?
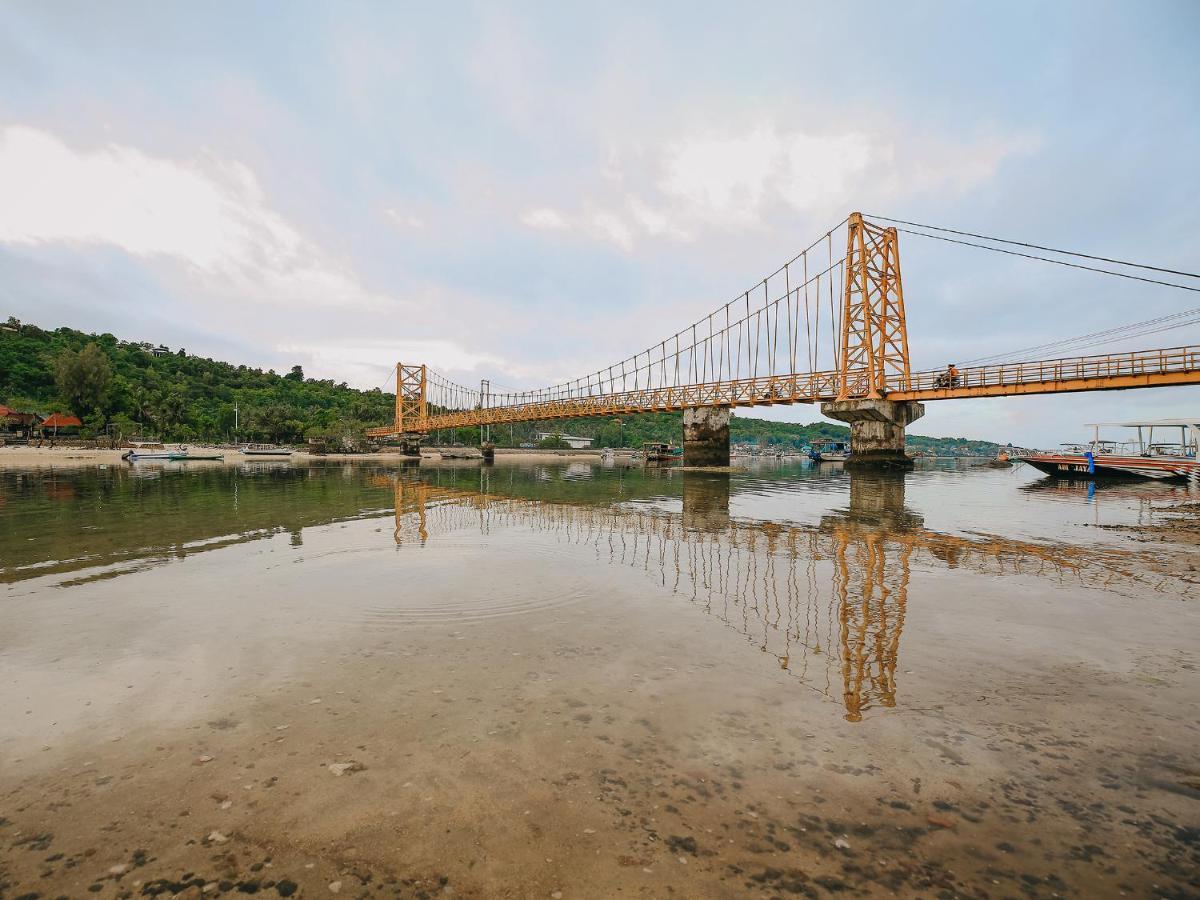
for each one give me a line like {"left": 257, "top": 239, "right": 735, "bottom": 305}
{"left": 0, "top": 445, "right": 611, "bottom": 467}
{"left": 0, "top": 445, "right": 998, "bottom": 469}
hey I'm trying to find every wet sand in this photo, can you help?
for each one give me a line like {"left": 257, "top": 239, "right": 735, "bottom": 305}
{"left": 2, "top": 465, "right": 1198, "bottom": 898}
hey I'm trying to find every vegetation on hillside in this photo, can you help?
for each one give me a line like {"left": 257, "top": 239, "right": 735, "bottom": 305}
{"left": 1, "top": 318, "right": 1000, "bottom": 455}
{"left": 1, "top": 319, "right": 392, "bottom": 445}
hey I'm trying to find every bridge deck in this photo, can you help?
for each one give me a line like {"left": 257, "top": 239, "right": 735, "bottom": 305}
{"left": 366, "top": 345, "right": 1200, "bottom": 437}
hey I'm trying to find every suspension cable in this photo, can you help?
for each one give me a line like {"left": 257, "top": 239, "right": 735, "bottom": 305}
{"left": 961, "top": 305, "right": 1200, "bottom": 365}
{"left": 865, "top": 214, "right": 1200, "bottom": 280}
{"left": 887, "top": 226, "right": 1200, "bottom": 293}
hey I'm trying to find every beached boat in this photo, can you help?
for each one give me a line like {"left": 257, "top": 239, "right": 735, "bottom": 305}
{"left": 1018, "top": 419, "right": 1199, "bottom": 481}
{"left": 241, "top": 444, "right": 294, "bottom": 456}
{"left": 809, "top": 439, "right": 850, "bottom": 463}
{"left": 122, "top": 449, "right": 180, "bottom": 461}
{"left": 123, "top": 445, "right": 224, "bottom": 462}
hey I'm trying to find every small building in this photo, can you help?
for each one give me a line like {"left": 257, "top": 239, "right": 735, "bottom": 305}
{"left": 0, "top": 405, "right": 41, "bottom": 440}
{"left": 149, "top": 344, "right": 171, "bottom": 357}
{"left": 39, "top": 413, "right": 83, "bottom": 436}
{"left": 534, "top": 432, "right": 594, "bottom": 449}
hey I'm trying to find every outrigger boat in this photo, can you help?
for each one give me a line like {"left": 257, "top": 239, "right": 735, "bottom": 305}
{"left": 241, "top": 443, "right": 294, "bottom": 456}
{"left": 122, "top": 449, "right": 180, "bottom": 461}
{"left": 1018, "top": 419, "right": 1200, "bottom": 481}
{"left": 809, "top": 439, "right": 850, "bottom": 463}
{"left": 122, "top": 445, "right": 225, "bottom": 462}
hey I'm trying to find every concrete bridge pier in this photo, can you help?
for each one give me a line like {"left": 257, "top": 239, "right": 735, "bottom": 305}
{"left": 682, "top": 406, "right": 731, "bottom": 467}
{"left": 398, "top": 434, "right": 423, "bottom": 461}
{"left": 820, "top": 399, "right": 925, "bottom": 470}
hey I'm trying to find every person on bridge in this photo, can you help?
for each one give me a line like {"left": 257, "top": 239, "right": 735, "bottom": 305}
{"left": 936, "top": 364, "right": 960, "bottom": 389}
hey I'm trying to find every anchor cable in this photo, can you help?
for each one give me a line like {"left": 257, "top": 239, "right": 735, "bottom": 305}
{"left": 960, "top": 304, "right": 1200, "bottom": 365}
{"left": 865, "top": 214, "right": 1200, "bottom": 281}
{"left": 887, "top": 226, "right": 1200, "bottom": 293}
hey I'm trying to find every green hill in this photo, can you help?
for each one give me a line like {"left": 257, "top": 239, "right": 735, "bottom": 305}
{"left": 0, "top": 317, "right": 1000, "bottom": 455}
{"left": 516, "top": 412, "right": 999, "bottom": 457}
{"left": 0, "top": 318, "right": 392, "bottom": 444}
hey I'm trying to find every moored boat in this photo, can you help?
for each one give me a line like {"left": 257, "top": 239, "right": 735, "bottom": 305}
{"left": 1018, "top": 419, "right": 1199, "bottom": 481}
{"left": 809, "top": 439, "right": 850, "bottom": 463}
{"left": 642, "top": 442, "right": 682, "bottom": 464}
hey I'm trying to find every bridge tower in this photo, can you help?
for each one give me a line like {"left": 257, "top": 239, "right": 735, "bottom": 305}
{"left": 823, "top": 213, "right": 924, "bottom": 468}
{"left": 394, "top": 363, "right": 427, "bottom": 458}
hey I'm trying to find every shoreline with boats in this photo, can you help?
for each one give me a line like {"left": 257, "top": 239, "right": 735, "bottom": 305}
{"left": 1017, "top": 419, "right": 1199, "bottom": 482}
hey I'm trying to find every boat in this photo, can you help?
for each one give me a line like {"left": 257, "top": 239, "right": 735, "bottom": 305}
{"left": 241, "top": 444, "right": 294, "bottom": 456}
{"left": 1018, "top": 419, "right": 1200, "bottom": 481}
{"left": 809, "top": 439, "right": 850, "bottom": 463}
{"left": 122, "top": 449, "right": 180, "bottom": 461}
{"left": 642, "top": 442, "right": 683, "bottom": 464}
{"left": 123, "top": 444, "right": 224, "bottom": 462}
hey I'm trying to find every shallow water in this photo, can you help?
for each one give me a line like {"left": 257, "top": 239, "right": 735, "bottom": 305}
{"left": 1, "top": 459, "right": 1197, "bottom": 898}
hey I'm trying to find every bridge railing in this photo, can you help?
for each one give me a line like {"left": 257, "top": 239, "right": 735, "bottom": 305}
{"left": 411, "top": 370, "right": 851, "bottom": 432}
{"left": 890, "top": 345, "right": 1200, "bottom": 396}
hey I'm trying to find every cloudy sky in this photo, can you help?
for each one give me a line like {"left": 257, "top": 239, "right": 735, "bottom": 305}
{"left": 2, "top": 1, "right": 1197, "bottom": 445}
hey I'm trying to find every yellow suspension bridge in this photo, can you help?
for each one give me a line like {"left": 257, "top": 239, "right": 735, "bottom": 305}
{"left": 368, "top": 213, "right": 1200, "bottom": 464}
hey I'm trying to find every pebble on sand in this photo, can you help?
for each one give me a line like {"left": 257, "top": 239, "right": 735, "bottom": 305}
{"left": 328, "top": 761, "right": 366, "bottom": 776}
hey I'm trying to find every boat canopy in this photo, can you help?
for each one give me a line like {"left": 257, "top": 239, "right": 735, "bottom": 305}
{"left": 1080, "top": 420, "right": 1198, "bottom": 458}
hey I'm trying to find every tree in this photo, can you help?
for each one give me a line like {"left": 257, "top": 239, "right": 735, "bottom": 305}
{"left": 285, "top": 365, "right": 304, "bottom": 381}
{"left": 54, "top": 343, "right": 112, "bottom": 415}
{"left": 538, "top": 433, "right": 570, "bottom": 450}
{"left": 594, "top": 422, "right": 624, "bottom": 448}
{"left": 156, "top": 390, "right": 186, "bottom": 432}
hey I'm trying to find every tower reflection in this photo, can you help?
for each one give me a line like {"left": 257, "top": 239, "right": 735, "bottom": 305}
{"left": 823, "top": 473, "right": 915, "bottom": 721}
{"left": 387, "top": 469, "right": 1100, "bottom": 722}
{"left": 681, "top": 471, "right": 730, "bottom": 532}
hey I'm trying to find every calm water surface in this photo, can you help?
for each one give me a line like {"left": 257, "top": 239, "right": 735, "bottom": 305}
{"left": 1, "top": 459, "right": 1197, "bottom": 898}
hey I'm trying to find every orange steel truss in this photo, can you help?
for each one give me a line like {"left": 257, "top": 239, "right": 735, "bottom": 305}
{"left": 837, "top": 213, "right": 911, "bottom": 399}
{"left": 394, "top": 364, "right": 427, "bottom": 434}
{"left": 363, "top": 212, "right": 1200, "bottom": 439}
{"left": 367, "top": 345, "right": 1200, "bottom": 436}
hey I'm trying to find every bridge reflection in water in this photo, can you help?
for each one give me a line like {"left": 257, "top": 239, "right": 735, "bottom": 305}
{"left": 386, "top": 470, "right": 1111, "bottom": 723}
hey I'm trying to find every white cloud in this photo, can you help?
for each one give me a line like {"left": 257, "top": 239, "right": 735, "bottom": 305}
{"left": 0, "top": 124, "right": 537, "bottom": 394}
{"left": 587, "top": 211, "right": 635, "bottom": 250}
{"left": 384, "top": 208, "right": 423, "bottom": 229}
{"left": 519, "top": 207, "right": 569, "bottom": 230}
{"left": 279, "top": 339, "right": 510, "bottom": 392}
{"left": 0, "top": 125, "right": 397, "bottom": 311}
{"left": 517, "top": 123, "right": 1037, "bottom": 250}
{"left": 0, "top": 125, "right": 294, "bottom": 269}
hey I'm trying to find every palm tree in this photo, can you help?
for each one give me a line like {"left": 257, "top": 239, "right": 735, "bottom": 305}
{"left": 156, "top": 391, "right": 186, "bottom": 432}
{"left": 131, "top": 386, "right": 155, "bottom": 431}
